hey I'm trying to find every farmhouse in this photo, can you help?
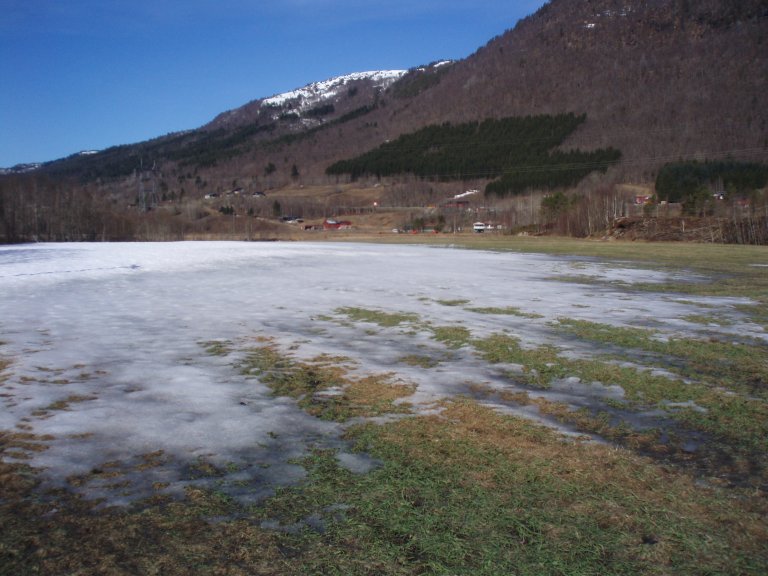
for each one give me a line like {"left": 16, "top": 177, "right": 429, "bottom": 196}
{"left": 323, "top": 219, "right": 353, "bottom": 230}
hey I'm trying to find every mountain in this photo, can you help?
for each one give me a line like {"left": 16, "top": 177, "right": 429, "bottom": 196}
{"left": 0, "top": 163, "right": 42, "bottom": 176}
{"left": 24, "top": 0, "right": 768, "bottom": 185}
{"left": 2, "top": 0, "right": 767, "bottom": 242}
{"left": 205, "top": 70, "right": 409, "bottom": 132}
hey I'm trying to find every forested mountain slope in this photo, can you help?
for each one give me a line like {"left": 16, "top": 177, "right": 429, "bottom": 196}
{"left": 362, "top": 0, "right": 768, "bottom": 182}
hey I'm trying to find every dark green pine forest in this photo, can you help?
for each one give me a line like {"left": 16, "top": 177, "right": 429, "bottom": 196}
{"left": 326, "top": 113, "right": 621, "bottom": 195}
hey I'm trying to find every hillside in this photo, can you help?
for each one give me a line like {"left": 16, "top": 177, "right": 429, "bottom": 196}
{"left": 325, "top": 0, "right": 768, "bottom": 182}
{"left": 2, "top": 0, "right": 767, "bottom": 243}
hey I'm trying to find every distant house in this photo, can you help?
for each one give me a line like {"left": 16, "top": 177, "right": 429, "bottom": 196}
{"left": 204, "top": 193, "right": 219, "bottom": 200}
{"left": 473, "top": 222, "right": 503, "bottom": 233}
{"left": 442, "top": 200, "right": 471, "bottom": 210}
{"left": 323, "top": 219, "right": 353, "bottom": 230}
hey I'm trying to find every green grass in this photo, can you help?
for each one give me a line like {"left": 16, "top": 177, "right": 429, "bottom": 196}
{"left": 473, "top": 333, "right": 565, "bottom": 389}
{"left": 199, "top": 340, "right": 233, "bottom": 356}
{"left": 735, "top": 301, "right": 768, "bottom": 330}
{"left": 3, "top": 331, "right": 768, "bottom": 574}
{"left": 255, "top": 400, "right": 768, "bottom": 575}
{"left": 0, "top": 357, "right": 9, "bottom": 386}
{"left": 681, "top": 313, "right": 734, "bottom": 326}
{"left": 335, "top": 308, "right": 474, "bottom": 352}
{"left": 466, "top": 306, "right": 544, "bottom": 319}
{"left": 336, "top": 307, "right": 420, "bottom": 328}
{"left": 429, "top": 325, "right": 472, "bottom": 349}
{"left": 239, "top": 344, "right": 414, "bottom": 422}
{"left": 399, "top": 354, "right": 439, "bottom": 369}
{"left": 555, "top": 318, "right": 768, "bottom": 399}
{"left": 327, "top": 300, "right": 767, "bottom": 482}
{"left": 41, "top": 394, "right": 97, "bottom": 412}
{"left": 436, "top": 299, "right": 470, "bottom": 307}
{"left": 471, "top": 328, "right": 768, "bottom": 484}
{"left": 7, "top": 401, "right": 766, "bottom": 575}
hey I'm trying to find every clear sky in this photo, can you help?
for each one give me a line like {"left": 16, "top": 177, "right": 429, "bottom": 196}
{"left": 1, "top": 1, "right": 547, "bottom": 167}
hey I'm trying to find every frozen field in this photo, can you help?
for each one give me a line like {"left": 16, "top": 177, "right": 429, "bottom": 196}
{"left": 0, "top": 242, "right": 761, "bottom": 506}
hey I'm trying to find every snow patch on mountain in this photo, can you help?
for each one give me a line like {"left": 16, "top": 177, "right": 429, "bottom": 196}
{"left": 0, "top": 163, "right": 42, "bottom": 175}
{"left": 262, "top": 70, "right": 407, "bottom": 109}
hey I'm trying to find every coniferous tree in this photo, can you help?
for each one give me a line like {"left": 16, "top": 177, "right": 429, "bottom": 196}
{"left": 326, "top": 114, "right": 620, "bottom": 195}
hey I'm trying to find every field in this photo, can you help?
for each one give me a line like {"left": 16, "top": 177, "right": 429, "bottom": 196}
{"left": 1, "top": 238, "right": 767, "bottom": 575}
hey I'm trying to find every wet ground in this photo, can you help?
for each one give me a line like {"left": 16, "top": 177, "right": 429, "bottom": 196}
{"left": 0, "top": 242, "right": 763, "bottom": 505}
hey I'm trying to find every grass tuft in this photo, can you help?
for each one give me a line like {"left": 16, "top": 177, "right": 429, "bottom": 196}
{"left": 467, "top": 305, "right": 544, "bottom": 319}
{"left": 336, "top": 307, "right": 420, "bottom": 328}
{"left": 200, "top": 340, "right": 233, "bottom": 356}
{"left": 436, "top": 298, "right": 470, "bottom": 307}
{"left": 429, "top": 325, "right": 472, "bottom": 349}
{"left": 240, "top": 344, "right": 414, "bottom": 421}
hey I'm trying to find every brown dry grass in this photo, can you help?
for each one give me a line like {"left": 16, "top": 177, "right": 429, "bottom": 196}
{"left": 343, "top": 374, "right": 416, "bottom": 417}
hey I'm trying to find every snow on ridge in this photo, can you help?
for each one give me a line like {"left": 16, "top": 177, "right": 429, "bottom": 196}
{"left": 0, "top": 163, "right": 42, "bottom": 175}
{"left": 262, "top": 69, "right": 407, "bottom": 108}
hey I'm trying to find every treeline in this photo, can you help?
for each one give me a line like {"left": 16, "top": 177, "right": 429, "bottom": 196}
{"left": 325, "top": 114, "right": 621, "bottom": 195}
{"left": 167, "top": 123, "right": 276, "bottom": 168}
{"left": 486, "top": 148, "right": 621, "bottom": 196}
{"left": 263, "top": 103, "right": 380, "bottom": 151}
{"left": 389, "top": 62, "right": 453, "bottom": 99}
{"left": 656, "top": 160, "right": 768, "bottom": 201}
{"left": 0, "top": 175, "right": 136, "bottom": 243}
{"left": 38, "top": 122, "right": 278, "bottom": 182}
{"left": 305, "top": 104, "right": 335, "bottom": 118}
{"left": 44, "top": 119, "right": 286, "bottom": 182}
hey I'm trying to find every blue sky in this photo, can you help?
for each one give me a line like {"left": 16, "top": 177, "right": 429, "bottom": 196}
{"left": 1, "top": 1, "right": 546, "bottom": 167}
